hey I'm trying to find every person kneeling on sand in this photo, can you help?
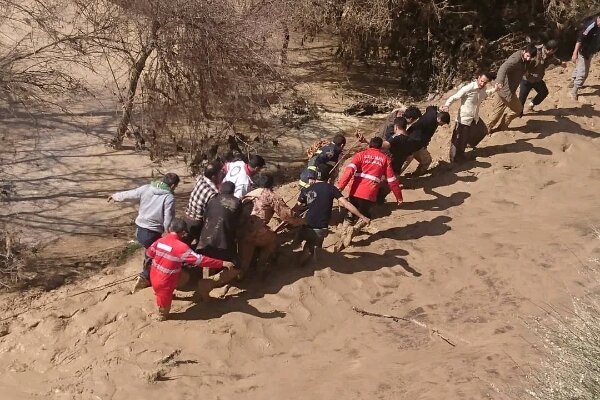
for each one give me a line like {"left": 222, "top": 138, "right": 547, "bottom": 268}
{"left": 146, "top": 218, "right": 236, "bottom": 321}
{"left": 295, "top": 165, "right": 370, "bottom": 265}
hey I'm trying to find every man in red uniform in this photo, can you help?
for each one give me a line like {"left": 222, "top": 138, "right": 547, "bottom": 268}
{"left": 146, "top": 218, "right": 236, "bottom": 320}
{"left": 336, "top": 137, "right": 403, "bottom": 250}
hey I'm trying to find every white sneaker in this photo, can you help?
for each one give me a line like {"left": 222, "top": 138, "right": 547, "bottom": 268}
{"left": 528, "top": 102, "right": 535, "bottom": 112}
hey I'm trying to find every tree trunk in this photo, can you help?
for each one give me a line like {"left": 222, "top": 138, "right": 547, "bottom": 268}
{"left": 280, "top": 24, "right": 290, "bottom": 65}
{"left": 112, "top": 22, "right": 159, "bottom": 148}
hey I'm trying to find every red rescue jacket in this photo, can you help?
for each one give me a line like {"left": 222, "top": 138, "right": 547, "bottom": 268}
{"left": 337, "top": 148, "right": 403, "bottom": 202}
{"left": 147, "top": 233, "right": 224, "bottom": 290}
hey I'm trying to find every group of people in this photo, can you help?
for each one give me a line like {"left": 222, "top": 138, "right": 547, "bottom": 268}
{"left": 108, "top": 15, "right": 600, "bottom": 321}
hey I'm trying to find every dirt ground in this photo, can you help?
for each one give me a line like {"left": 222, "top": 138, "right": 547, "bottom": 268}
{"left": 1, "top": 39, "right": 600, "bottom": 399}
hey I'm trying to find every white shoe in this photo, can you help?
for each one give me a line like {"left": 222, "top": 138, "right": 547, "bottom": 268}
{"left": 528, "top": 102, "right": 535, "bottom": 112}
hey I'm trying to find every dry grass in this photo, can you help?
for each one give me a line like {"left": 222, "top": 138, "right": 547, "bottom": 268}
{"left": 526, "top": 228, "right": 600, "bottom": 400}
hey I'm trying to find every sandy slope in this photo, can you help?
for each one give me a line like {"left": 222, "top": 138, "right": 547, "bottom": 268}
{"left": 1, "top": 47, "right": 600, "bottom": 399}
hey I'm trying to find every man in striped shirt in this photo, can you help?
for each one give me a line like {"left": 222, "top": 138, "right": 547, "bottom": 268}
{"left": 146, "top": 218, "right": 236, "bottom": 321}
{"left": 184, "top": 163, "right": 220, "bottom": 246}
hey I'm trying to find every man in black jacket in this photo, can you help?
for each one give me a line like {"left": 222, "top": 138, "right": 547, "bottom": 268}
{"left": 570, "top": 14, "right": 600, "bottom": 100}
{"left": 405, "top": 106, "right": 450, "bottom": 176}
{"left": 197, "top": 181, "right": 241, "bottom": 264}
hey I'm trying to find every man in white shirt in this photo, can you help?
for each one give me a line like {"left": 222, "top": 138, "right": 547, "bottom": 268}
{"left": 222, "top": 154, "right": 265, "bottom": 198}
{"left": 441, "top": 71, "right": 497, "bottom": 163}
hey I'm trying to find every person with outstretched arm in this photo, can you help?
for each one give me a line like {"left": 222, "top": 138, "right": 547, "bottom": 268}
{"left": 296, "top": 164, "right": 370, "bottom": 265}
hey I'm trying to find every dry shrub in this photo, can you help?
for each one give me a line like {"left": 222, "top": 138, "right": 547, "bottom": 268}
{"left": 527, "top": 297, "right": 600, "bottom": 399}
{"left": 526, "top": 230, "right": 600, "bottom": 399}
{"left": 0, "top": 228, "right": 25, "bottom": 288}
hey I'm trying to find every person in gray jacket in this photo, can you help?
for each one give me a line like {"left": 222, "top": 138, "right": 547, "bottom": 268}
{"left": 488, "top": 44, "right": 537, "bottom": 133}
{"left": 108, "top": 172, "right": 180, "bottom": 292}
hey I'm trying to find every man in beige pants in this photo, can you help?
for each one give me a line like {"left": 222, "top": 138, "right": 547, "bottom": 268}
{"left": 488, "top": 44, "right": 537, "bottom": 133}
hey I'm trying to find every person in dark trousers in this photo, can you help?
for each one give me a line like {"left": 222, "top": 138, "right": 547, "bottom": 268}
{"left": 197, "top": 181, "right": 242, "bottom": 264}
{"left": 520, "top": 40, "right": 566, "bottom": 113}
{"left": 383, "top": 116, "right": 422, "bottom": 174}
{"left": 108, "top": 172, "right": 180, "bottom": 294}
{"left": 336, "top": 137, "right": 403, "bottom": 251}
{"left": 296, "top": 165, "right": 370, "bottom": 265}
{"left": 404, "top": 106, "right": 451, "bottom": 176}
{"left": 441, "top": 71, "right": 496, "bottom": 163}
{"left": 569, "top": 14, "right": 600, "bottom": 100}
{"left": 184, "top": 163, "right": 220, "bottom": 247}
{"left": 488, "top": 44, "right": 537, "bottom": 133}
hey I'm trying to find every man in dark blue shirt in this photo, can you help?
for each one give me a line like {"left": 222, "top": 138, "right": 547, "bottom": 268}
{"left": 570, "top": 13, "right": 600, "bottom": 100}
{"left": 296, "top": 165, "right": 369, "bottom": 265}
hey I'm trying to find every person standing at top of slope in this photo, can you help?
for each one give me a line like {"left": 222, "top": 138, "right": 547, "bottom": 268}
{"left": 488, "top": 43, "right": 537, "bottom": 133}
{"left": 520, "top": 40, "right": 566, "bottom": 113}
{"left": 108, "top": 172, "right": 180, "bottom": 294}
{"left": 298, "top": 134, "right": 346, "bottom": 189}
{"left": 222, "top": 154, "right": 266, "bottom": 199}
{"left": 440, "top": 71, "right": 496, "bottom": 163}
{"left": 336, "top": 136, "right": 403, "bottom": 251}
{"left": 569, "top": 13, "right": 600, "bottom": 101}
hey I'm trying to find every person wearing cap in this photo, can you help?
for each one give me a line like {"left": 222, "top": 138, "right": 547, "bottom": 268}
{"left": 298, "top": 134, "right": 346, "bottom": 188}
{"left": 520, "top": 40, "right": 567, "bottom": 112}
{"left": 295, "top": 164, "right": 370, "bottom": 265}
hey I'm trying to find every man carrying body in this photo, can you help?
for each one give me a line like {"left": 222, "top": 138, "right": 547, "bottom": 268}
{"left": 197, "top": 181, "right": 241, "bottom": 264}
{"left": 569, "top": 14, "right": 600, "bottom": 101}
{"left": 403, "top": 106, "right": 450, "bottom": 176}
{"left": 441, "top": 71, "right": 496, "bottom": 163}
{"left": 296, "top": 165, "right": 370, "bottom": 265}
{"left": 184, "top": 163, "right": 220, "bottom": 247}
{"left": 336, "top": 137, "right": 403, "bottom": 250}
{"left": 238, "top": 174, "right": 304, "bottom": 276}
{"left": 222, "top": 154, "right": 265, "bottom": 198}
{"left": 146, "top": 218, "right": 236, "bottom": 321}
{"left": 298, "top": 134, "right": 346, "bottom": 189}
{"left": 108, "top": 172, "right": 179, "bottom": 293}
{"left": 384, "top": 116, "right": 426, "bottom": 175}
{"left": 488, "top": 44, "right": 537, "bottom": 133}
{"left": 520, "top": 40, "right": 566, "bottom": 112}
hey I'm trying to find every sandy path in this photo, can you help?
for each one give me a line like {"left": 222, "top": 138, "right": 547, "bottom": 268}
{"left": 1, "top": 52, "right": 600, "bottom": 399}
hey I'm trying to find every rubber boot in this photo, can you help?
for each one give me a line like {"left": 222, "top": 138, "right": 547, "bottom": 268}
{"left": 156, "top": 306, "right": 170, "bottom": 321}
